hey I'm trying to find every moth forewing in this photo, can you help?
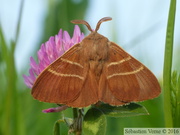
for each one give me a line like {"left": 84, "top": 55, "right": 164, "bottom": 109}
{"left": 104, "top": 42, "right": 161, "bottom": 102}
{"left": 32, "top": 43, "right": 87, "bottom": 104}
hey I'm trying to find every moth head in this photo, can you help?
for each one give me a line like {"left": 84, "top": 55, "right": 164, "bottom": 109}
{"left": 71, "top": 17, "right": 112, "bottom": 33}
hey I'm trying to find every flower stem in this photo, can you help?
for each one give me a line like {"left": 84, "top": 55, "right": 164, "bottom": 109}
{"left": 73, "top": 108, "right": 78, "bottom": 119}
{"left": 72, "top": 108, "right": 84, "bottom": 135}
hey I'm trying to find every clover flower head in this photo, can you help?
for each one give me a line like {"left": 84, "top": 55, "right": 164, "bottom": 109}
{"left": 23, "top": 25, "right": 84, "bottom": 88}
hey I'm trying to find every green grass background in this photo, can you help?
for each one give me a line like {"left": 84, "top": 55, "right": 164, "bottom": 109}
{"left": 0, "top": 0, "right": 179, "bottom": 135}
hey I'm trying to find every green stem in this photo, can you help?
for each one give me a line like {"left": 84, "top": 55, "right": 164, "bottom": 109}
{"left": 73, "top": 108, "right": 78, "bottom": 119}
{"left": 72, "top": 109, "right": 84, "bottom": 135}
{"left": 163, "top": 0, "right": 176, "bottom": 127}
{"left": 14, "top": 0, "right": 24, "bottom": 47}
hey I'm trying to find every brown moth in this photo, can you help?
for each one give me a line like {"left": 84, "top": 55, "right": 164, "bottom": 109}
{"left": 32, "top": 17, "right": 161, "bottom": 108}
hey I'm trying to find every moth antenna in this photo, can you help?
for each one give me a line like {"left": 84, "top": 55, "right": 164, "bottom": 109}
{"left": 95, "top": 17, "right": 112, "bottom": 32}
{"left": 71, "top": 20, "right": 93, "bottom": 32}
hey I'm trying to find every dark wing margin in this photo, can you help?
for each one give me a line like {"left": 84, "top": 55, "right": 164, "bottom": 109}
{"left": 101, "top": 42, "right": 161, "bottom": 103}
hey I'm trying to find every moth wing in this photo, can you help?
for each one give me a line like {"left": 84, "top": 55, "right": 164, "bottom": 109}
{"left": 99, "top": 70, "right": 127, "bottom": 106}
{"left": 67, "top": 68, "right": 99, "bottom": 107}
{"left": 101, "top": 42, "right": 161, "bottom": 104}
{"left": 32, "top": 43, "right": 98, "bottom": 107}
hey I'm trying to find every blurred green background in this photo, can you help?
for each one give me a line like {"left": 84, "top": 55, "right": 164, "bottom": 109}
{"left": 0, "top": 0, "right": 179, "bottom": 135}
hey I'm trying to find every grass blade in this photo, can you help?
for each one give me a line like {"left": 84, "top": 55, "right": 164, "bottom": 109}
{"left": 163, "top": 0, "right": 176, "bottom": 127}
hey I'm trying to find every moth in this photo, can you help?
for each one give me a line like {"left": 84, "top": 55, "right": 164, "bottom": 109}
{"left": 32, "top": 17, "right": 161, "bottom": 107}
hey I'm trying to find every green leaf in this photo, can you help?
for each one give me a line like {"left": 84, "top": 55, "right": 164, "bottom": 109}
{"left": 83, "top": 108, "right": 106, "bottom": 135}
{"left": 54, "top": 120, "right": 61, "bottom": 135}
{"left": 176, "top": 73, "right": 180, "bottom": 127}
{"left": 64, "top": 117, "right": 73, "bottom": 127}
{"left": 96, "top": 103, "right": 149, "bottom": 117}
{"left": 171, "top": 71, "right": 180, "bottom": 127}
{"left": 53, "top": 119, "right": 69, "bottom": 135}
